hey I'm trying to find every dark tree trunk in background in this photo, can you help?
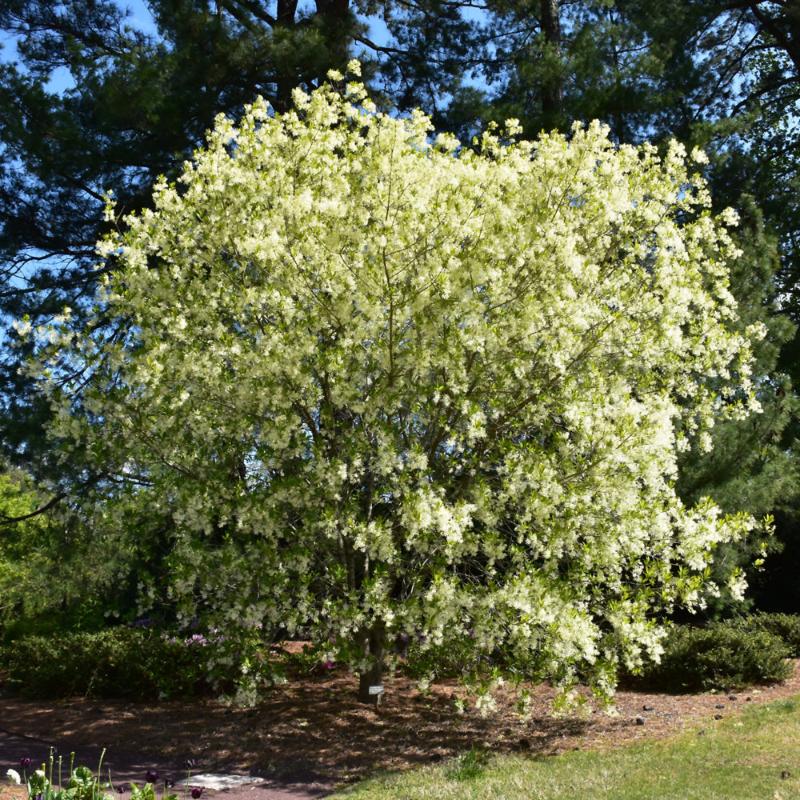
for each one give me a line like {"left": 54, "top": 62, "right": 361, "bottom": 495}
{"left": 316, "top": 0, "right": 355, "bottom": 75}
{"left": 275, "top": 0, "right": 300, "bottom": 111}
{"left": 540, "top": 0, "right": 563, "bottom": 123}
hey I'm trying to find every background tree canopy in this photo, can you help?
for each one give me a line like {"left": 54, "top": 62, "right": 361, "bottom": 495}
{"left": 0, "top": 0, "right": 798, "bottom": 633}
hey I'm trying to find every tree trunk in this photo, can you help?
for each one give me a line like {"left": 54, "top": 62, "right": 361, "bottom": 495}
{"left": 315, "top": 0, "right": 353, "bottom": 72}
{"left": 274, "top": 0, "right": 300, "bottom": 111}
{"left": 539, "top": 0, "right": 563, "bottom": 125}
{"left": 357, "top": 623, "right": 385, "bottom": 706}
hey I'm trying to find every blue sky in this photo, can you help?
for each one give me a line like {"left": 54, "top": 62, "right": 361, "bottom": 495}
{"left": 127, "top": 0, "right": 158, "bottom": 34}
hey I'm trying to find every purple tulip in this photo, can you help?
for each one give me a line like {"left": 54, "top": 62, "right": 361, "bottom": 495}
{"left": 184, "top": 759, "right": 196, "bottom": 770}
{"left": 191, "top": 787, "right": 204, "bottom": 799}
{"left": 323, "top": 660, "right": 335, "bottom": 670}
{"left": 146, "top": 770, "right": 159, "bottom": 783}
{"left": 116, "top": 784, "right": 129, "bottom": 794}
{"left": 19, "top": 757, "right": 32, "bottom": 770}
{"left": 164, "top": 779, "right": 175, "bottom": 789}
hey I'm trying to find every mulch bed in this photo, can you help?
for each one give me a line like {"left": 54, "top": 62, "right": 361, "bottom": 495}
{"left": 1, "top": 659, "right": 799, "bottom": 798}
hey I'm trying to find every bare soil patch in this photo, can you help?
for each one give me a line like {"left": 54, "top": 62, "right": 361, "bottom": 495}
{"left": 1, "top": 658, "right": 798, "bottom": 799}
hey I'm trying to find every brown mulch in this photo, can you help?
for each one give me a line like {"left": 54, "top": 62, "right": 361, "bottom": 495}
{"left": 1, "top": 659, "right": 799, "bottom": 798}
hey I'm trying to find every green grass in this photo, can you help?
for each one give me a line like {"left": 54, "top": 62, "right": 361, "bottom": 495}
{"left": 331, "top": 697, "right": 800, "bottom": 799}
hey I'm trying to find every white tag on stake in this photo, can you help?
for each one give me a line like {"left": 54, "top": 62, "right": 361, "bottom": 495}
{"left": 368, "top": 684, "right": 384, "bottom": 696}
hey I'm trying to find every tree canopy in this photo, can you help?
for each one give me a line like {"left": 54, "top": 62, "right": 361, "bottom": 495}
{"left": 26, "top": 72, "right": 763, "bottom": 700}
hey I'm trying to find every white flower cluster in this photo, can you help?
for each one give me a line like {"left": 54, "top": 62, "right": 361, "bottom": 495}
{"left": 30, "top": 64, "right": 761, "bottom": 700}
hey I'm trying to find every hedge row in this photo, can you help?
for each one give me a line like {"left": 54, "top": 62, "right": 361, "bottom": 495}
{"left": 0, "top": 613, "right": 797, "bottom": 700}
{"left": 0, "top": 628, "right": 214, "bottom": 699}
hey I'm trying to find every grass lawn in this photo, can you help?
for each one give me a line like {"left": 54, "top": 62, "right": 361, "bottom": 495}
{"left": 332, "top": 696, "right": 800, "bottom": 800}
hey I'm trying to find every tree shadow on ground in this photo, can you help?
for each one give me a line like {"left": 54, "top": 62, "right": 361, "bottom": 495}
{"left": 1, "top": 661, "right": 798, "bottom": 796}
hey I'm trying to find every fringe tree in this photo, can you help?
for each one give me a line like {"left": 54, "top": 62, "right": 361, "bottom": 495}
{"left": 27, "top": 64, "right": 764, "bottom": 704}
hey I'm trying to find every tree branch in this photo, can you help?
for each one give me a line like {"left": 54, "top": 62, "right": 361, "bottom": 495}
{"left": 0, "top": 492, "right": 66, "bottom": 525}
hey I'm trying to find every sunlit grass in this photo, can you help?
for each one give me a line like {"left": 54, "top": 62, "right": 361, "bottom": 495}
{"left": 332, "top": 697, "right": 800, "bottom": 799}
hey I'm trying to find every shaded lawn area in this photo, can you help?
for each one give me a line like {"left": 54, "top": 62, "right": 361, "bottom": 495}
{"left": 332, "top": 696, "right": 800, "bottom": 800}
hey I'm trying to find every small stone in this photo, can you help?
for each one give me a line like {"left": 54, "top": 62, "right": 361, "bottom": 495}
{"left": 781, "top": 770, "right": 791, "bottom": 780}
{"left": 728, "top": 695, "right": 737, "bottom": 701}
{"left": 746, "top": 697, "right": 752, "bottom": 702}
{"left": 714, "top": 714, "right": 723, "bottom": 720}
{"left": 642, "top": 705, "right": 655, "bottom": 712}
{"left": 698, "top": 729, "right": 706, "bottom": 736}
{"left": 176, "top": 775, "right": 266, "bottom": 791}
{"left": 516, "top": 738, "right": 531, "bottom": 751}
{"left": 635, "top": 716, "right": 646, "bottom": 726}
{"left": 715, "top": 703, "right": 725, "bottom": 709}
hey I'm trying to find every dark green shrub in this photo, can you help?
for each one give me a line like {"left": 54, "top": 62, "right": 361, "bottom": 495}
{"left": 729, "top": 612, "right": 800, "bottom": 657}
{"left": 0, "top": 627, "right": 215, "bottom": 699}
{"left": 636, "top": 622, "right": 792, "bottom": 692}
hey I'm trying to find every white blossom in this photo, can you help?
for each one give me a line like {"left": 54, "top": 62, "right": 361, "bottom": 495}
{"left": 28, "top": 73, "right": 763, "bottom": 701}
